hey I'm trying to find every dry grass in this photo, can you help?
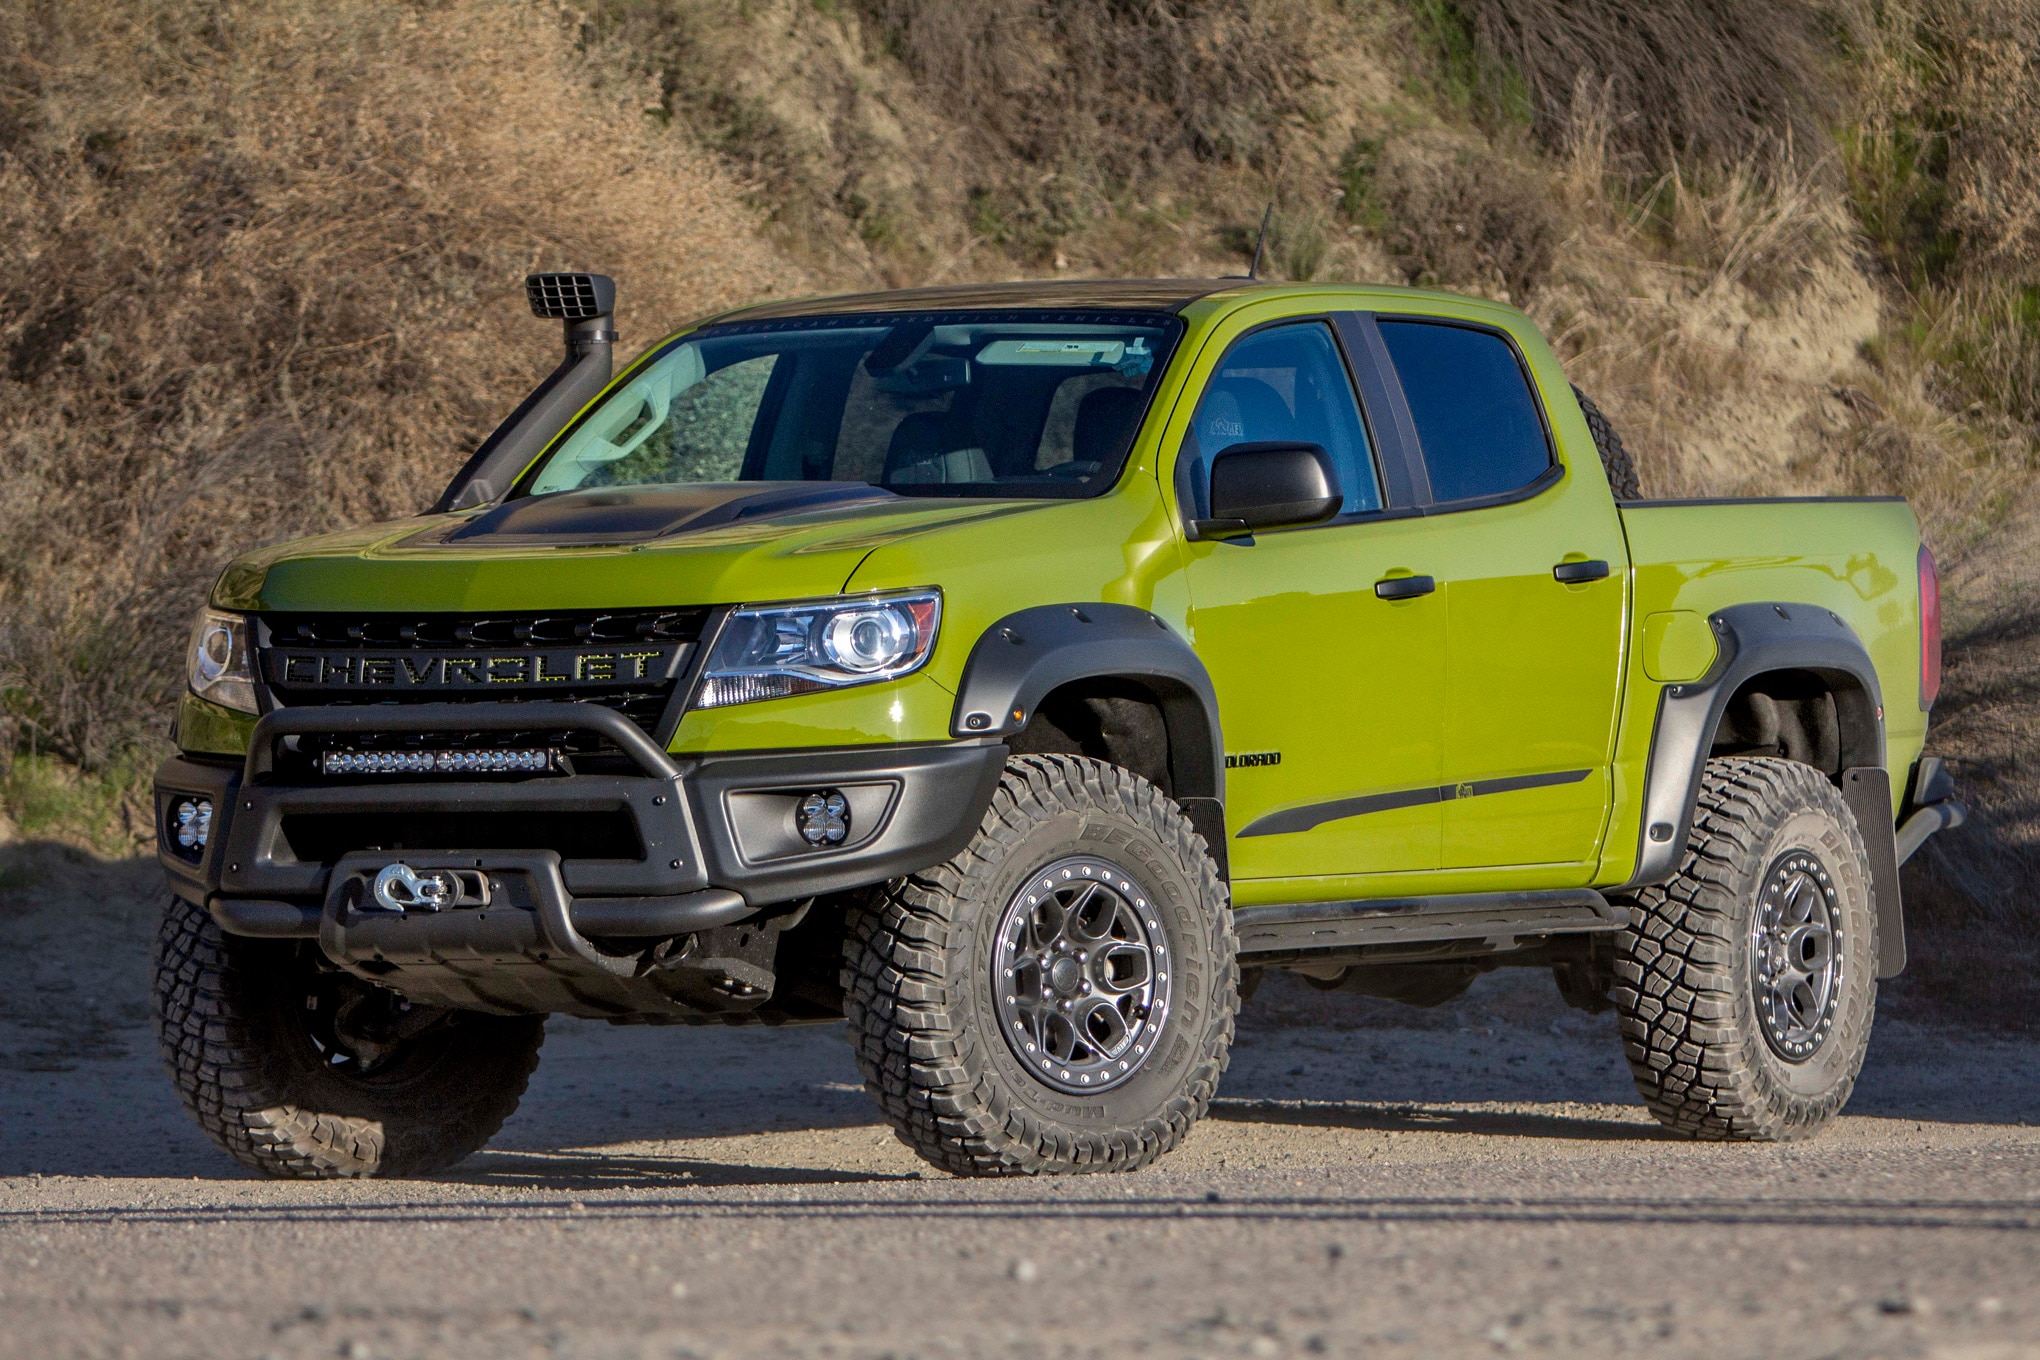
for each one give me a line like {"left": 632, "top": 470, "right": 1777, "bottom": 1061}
{"left": 0, "top": 0, "right": 797, "bottom": 768}
{"left": 1342, "top": 130, "right": 1560, "bottom": 302}
{"left": 582, "top": 0, "right": 1326, "bottom": 275}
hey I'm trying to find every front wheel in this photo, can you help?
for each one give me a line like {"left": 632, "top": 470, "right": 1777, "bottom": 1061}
{"left": 1613, "top": 757, "right": 1878, "bottom": 1140}
{"left": 842, "top": 755, "right": 1237, "bottom": 1175}
{"left": 152, "top": 893, "right": 545, "bottom": 1178}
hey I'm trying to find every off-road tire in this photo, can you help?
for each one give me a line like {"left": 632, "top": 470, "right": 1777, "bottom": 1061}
{"left": 841, "top": 755, "right": 1237, "bottom": 1176}
{"left": 1613, "top": 757, "right": 1878, "bottom": 1140}
{"left": 1573, "top": 385, "right": 1642, "bottom": 500}
{"left": 152, "top": 893, "right": 545, "bottom": 1178}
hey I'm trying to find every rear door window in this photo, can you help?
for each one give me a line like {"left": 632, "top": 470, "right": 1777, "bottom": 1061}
{"left": 1376, "top": 320, "right": 1551, "bottom": 504}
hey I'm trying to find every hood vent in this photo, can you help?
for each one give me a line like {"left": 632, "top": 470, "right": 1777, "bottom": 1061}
{"left": 432, "top": 483, "right": 898, "bottom": 547}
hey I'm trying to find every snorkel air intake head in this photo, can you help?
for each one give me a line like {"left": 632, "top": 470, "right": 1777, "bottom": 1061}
{"left": 525, "top": 272, "right": 618, "bottom": 358}
{"left": 430, "top": 273, "right": 619, "bottom": 513}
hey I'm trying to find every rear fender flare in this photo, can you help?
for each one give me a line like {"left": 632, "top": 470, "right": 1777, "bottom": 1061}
{"left": 1631, "top": 602, "right": 1884, "bottom": 885}
{"left": 1626, "top": 601, "right": 1902, "bottom": 975}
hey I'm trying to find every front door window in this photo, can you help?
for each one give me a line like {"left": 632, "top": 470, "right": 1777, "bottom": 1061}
{"left": 1182, "top": 323, "right": 1382, "bottom": 519}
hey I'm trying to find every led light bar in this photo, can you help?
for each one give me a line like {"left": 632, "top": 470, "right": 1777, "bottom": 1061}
{"left": 317, "top": 748, "right": 558, "bottom": 776}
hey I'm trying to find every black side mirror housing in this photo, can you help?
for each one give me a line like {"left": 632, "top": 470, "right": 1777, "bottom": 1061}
{"left": 1192, "top": 441, "right": 1343, "bottom": 539}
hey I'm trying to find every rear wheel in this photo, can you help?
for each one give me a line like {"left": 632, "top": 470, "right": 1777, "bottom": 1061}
{"left": 1613, "top": 757, "right": 1878, "bottom": 1140}
{"left": 842, "top": 755, "right": 1236, "bottom": 1175}
{"left": 152, "top": 893, "right": 544, "bottom": 1178}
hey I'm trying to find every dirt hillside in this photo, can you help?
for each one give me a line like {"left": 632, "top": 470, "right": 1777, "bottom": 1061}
{"left": 0, "top": 0, "right": 2033, "bottom": 1026}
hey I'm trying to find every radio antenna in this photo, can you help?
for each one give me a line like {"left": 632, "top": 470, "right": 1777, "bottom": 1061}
{"left": 1247, "top": 203, "right": 1274, "bottom": 279}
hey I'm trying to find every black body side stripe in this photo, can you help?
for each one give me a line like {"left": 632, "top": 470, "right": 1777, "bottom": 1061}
{"left": 1237, "top": 768, "right": 1593, "bottom": 838}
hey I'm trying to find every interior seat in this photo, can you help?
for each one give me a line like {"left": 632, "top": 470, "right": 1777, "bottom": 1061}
{"left": 1069, "top": 386, "right": 1146, "bottom": 467}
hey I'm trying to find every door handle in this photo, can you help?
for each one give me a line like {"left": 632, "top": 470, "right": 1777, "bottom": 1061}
{"left": 1552, "top": 559, "right": 1611, "bottom": 584}
{"left": 1374, "top": 574, "right": 1436, "bottom": 601}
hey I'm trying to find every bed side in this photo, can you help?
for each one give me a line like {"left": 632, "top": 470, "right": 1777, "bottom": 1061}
{"left": 1599, "top": 497, "right": 1926, "bottom": 889}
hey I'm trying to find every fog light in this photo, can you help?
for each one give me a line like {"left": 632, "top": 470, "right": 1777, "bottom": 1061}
{"left": 173, "top": 798, "right": 213, "bottom": 852}
{"left": 796, "top": 790, "right": 850, "bottom": 846}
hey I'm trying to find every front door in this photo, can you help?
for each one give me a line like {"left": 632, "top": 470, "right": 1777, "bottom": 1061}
{"left": 1369, "top": 316, "right": 1628, "bottom": 872}
{"left": 1178, "top": 319, "right": 1448, "bottom": 882}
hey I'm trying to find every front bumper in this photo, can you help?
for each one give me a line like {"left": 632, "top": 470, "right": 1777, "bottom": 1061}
{"left": 155, "top": 702, "right": 1005, "bottom": 1009}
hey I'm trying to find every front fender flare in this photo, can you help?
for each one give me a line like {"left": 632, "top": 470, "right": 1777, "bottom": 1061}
{"left": 950, "top": 603, "right": 1226, "bottom": 807}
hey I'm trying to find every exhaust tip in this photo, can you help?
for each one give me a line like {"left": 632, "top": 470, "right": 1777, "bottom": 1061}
{"left": 525, "top": 272, "right": 615, "bottom": 322}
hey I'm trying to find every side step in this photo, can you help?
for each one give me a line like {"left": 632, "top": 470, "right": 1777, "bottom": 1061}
{"left": 1233, "top": 888, "right": 1625, "bottom": 968}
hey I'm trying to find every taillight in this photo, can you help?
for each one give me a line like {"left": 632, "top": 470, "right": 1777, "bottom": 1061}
{"left": 1918, "top": 543, "right": 1941, "bottom": 710}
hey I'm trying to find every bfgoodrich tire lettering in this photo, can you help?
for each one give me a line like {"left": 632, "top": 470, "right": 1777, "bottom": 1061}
{"left": 1613, "top": 757, "right": 1878, "bottom": 1140}
{"left": 842, "top": 755, "right": 1237, "bottom": 1176}
{"left": 152, "top": 893, "right": 544, "bottom": 1178}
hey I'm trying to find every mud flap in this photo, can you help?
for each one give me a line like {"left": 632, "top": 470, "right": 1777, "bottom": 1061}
{"left": 1841, "top": 766, "right": 1905, "bottom": 979}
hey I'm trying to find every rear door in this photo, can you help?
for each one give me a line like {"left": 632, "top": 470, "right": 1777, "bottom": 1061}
{"left": 1365, "top": 314, "right": 1628, "bottom": 873}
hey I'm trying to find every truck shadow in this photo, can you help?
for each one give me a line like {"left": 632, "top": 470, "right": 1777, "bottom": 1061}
{"left": 446, "top": 1149, "right": 916, "bottom": 1190}
{"left": 1206, "top": 1097, "right": 1660, "bottom": 1142}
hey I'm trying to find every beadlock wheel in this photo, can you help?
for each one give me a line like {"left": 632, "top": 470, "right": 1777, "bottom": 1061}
{"left": 1750, "top": 848, "right": 1844, "bottom": 1062}
{"left": 991, "top": 855, "right": 1173, "bottom": 1094}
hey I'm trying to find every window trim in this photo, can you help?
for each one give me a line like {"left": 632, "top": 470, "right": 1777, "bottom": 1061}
{"left": 1359, "top": 311, "right": 1565, "bottom": 515}
{"left": 1174, "top": 314, "right": 1395, "bottom": 540}
{"left": 1334, "top": 313, "right": 1429, "bottom": 508}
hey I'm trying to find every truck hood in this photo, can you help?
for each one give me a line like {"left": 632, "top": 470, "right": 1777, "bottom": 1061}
{"left": 214, "top": 484, "right": 1046, "bottom": 613}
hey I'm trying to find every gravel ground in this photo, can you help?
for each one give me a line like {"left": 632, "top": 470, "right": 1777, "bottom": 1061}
{"left": 2, "top": 854, "right": 2038, "bottom": 1358}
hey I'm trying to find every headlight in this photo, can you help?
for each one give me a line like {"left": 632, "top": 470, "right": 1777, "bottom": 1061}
{"left": 695, "top": 591, "right": 941, "bottom": 709}
{"left": 186, "top": 607, "right": 258, "bottom": 714}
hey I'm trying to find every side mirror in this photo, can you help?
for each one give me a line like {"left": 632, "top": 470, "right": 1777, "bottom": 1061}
{"left": 1192, "top": 442, "right": 1342, "bottom": 539}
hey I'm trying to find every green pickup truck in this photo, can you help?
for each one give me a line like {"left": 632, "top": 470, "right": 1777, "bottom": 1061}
{"left": 152, "top": 274, "right": 1964, "bottom": 1179}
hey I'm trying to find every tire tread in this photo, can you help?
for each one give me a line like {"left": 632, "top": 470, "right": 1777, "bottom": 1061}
{"left": 1614, "top": 757, "right": 1876, "bottom": 1141}
{"left": 840, "top": 755, "right": 1237, "bottom": 1176}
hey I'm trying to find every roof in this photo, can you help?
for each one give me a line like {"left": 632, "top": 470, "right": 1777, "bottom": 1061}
{"left": 712, "top": 278, "right": 1255, "bottom": 322}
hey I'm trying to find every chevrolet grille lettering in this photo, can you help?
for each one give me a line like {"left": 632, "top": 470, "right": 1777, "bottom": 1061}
{"left": 268, "top": 644, "right": 682, "bottom": 691}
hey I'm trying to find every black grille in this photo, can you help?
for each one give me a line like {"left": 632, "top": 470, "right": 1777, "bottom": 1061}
{"left": 264, "top": 607, "right": 705, "bottom": 650}
{"left": 259, "top": 608, "right": 710, "bottom": 757}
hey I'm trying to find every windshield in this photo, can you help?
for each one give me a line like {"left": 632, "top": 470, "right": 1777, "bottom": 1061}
{"left": 515, "top": 311, "right": 1183, "bottom": 500}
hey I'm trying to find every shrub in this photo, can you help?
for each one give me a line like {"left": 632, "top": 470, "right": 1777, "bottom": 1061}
{"left": 1437, "top": 0, "right": 1838, "bottom": 177}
